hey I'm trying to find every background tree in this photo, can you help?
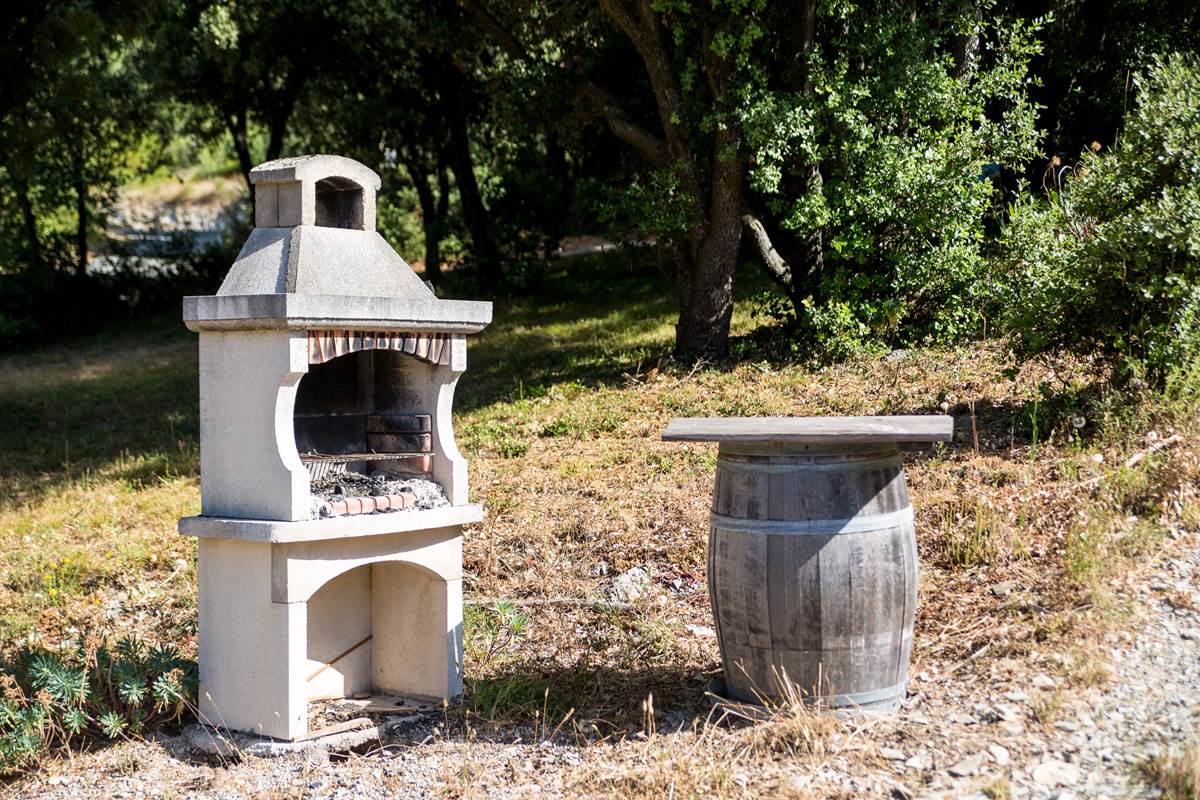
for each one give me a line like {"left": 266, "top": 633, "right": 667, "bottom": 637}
{"left": 145, "top": 0, "right": 341, "bottom": 199}
{"left": 0, "top": 0, "right": 155, "bottom": 344}
{"left": 464, "top": 0, "right": 1042, "bottom": 360}
{"left": 740, "top": 2, "right": 1042, "bottom": 356}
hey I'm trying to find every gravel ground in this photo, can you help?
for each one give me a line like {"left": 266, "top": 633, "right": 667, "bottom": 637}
{"left": 8, "top": 535, "right": 1197, "bottom": 799}
{"left": 904, "top": 534, "right": 1200, "bottom": 799}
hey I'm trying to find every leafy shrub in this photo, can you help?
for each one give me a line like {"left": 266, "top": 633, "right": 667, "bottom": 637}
{"left": 0, "top": 636, "right": 196, "bottom": 775}
{"left": 996, "top": 54, "right": 1200, "bottom": 384}
{"left": 744, "top": 10, "right": 1043, "bottom": 357}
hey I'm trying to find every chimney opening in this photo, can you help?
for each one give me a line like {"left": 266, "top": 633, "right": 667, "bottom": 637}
{"left": 315, "top": 176, "right": 364, "bottom": 229}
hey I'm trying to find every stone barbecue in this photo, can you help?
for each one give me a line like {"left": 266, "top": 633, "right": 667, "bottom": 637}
{"left": 178, "top": 155, "right": 491, "bottom": 741}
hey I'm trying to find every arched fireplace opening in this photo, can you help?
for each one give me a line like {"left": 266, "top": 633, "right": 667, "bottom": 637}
{"left": 294, "top": 346, "right": 447, "bottom": 518}
{"left": 305, "top": 560, "right": 461, "bottom": 704}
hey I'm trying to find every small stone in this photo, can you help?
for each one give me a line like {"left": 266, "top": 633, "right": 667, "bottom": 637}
{"left": 1032, "top": 760, "right": 1081, "bottom": 787}
{"left": 1005, "top": 689, "right": 1029, "bottom": 702}
{"left": 904, "top": 754, "right": 928, "bottom": 770}
{"left": 1181, "top": 631, "right": 1197, "bottom": 641}
{"left": 880, "top": 747, "right": 905, "bottom": 761}
{"left": 1032, "top": 674, "right": 1058, "bottom": 689}
{"left": 685, "top": 624, "right": 715, "bottom": 638}
{"left": 991, "top": 580, "right": 1018, "bottom": 597}
{"left": 989, "top": 744, "right": 1011, "bottom": 766}
{"left": 609, "top": 567, "right": 650, "bottom": 603}
{"left": 1054, "top": 721, "right": 1079, "bottom": 732}
{"left": 948, "top": 752, "right": 988, "bottom": 777}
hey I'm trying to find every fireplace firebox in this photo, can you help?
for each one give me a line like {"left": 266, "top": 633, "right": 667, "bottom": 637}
{"left": 178, "top": 155, "right": 491, "bottom": 740}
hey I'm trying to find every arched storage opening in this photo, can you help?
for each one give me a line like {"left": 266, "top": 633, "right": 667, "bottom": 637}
{"left": 305, "top": 559, "right": 462, "bottom": 703}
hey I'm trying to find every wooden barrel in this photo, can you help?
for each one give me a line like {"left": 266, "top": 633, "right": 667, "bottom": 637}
{"left": 707, "top": 442, "right": 916, "bottom": 711}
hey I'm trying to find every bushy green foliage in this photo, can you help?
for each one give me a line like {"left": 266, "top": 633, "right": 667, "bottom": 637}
{"left": 745, "top": 5, "right": 1043, "bottom": 358}
{"left": 996, "top": 54, "right": 1200, "bottom": 383}
{"left": 0, "top": 636, "right": 196, "bottom": 775}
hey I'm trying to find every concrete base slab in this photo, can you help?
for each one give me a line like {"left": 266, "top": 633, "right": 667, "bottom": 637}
{"left": 181, "top": 714, "right": 421, "bottom": 759}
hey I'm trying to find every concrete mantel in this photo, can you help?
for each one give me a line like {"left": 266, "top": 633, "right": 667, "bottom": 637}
{"left": 184, "top": 293, "right": 492, "bottom": 334}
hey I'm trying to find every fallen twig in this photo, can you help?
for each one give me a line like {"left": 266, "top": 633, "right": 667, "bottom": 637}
{"left": 1123, "top": 433, "right": 1183, "bottom": 468}
{"left": 1078, "top": 433, "right": 1184, "bottom": 489}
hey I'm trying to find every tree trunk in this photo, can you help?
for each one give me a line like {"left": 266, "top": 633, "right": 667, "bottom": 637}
{"left": 673, "top": 124, "right": 743, "bottom": 362}
{"left": 403, "top": 150, "right": 444, "bottom": 286}
{"left": 951, "top": 0, "right": 982, "bottom": 79}
{"left": 13, "top": 177, "right": 41, "bottom": 271}
{"left": 446, "top": 115, "right": 501, "bottom": 290}
{"left": 227, "top": 109, "right": 255, "bottom": 212}
{"left": 73, "top": 145, "right": 88, "bottom": 276}
{"left": 784, "top": 0, "right": 823, "bottom": 288}
{"left": 432, "top": 161, "right": 450, "bottom": 279}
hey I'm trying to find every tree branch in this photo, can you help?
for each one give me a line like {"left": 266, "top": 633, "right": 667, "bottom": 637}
{"left": 459, "top": 0, "right": 533, "bottom": 63}
{"left": 577, "top": 82, "right": 668, "bottom": 166}
{"left": 741, "top": 211, "right": 795, "bottom": 294}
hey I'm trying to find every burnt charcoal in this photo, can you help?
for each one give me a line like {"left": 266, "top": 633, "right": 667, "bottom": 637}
{"left": 310, "top": 470, "right": 449, "bottom": 517}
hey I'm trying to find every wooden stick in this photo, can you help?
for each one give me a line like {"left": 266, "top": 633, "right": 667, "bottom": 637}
{"left": 306, "top": 635, "right": 373, "bottom": 682}
{"left": 292, "top": 717, "right": 374, "bottom": 743}
{"left": 1078, "top": 434, "right": 1185, "bottom": 489}
{"left": 1124, "top": 433, "right": 1183, "bottom": 468}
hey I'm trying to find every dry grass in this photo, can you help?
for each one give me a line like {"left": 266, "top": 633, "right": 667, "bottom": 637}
{"left": 1144, "top": 736, "right": 1200, "bottom": 800}
{"left": 1, "top": 252, "right": 1198, "bottom": 792}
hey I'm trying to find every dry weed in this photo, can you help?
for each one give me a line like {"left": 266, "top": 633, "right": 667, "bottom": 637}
{"left": 1143, "top": 736, "right": 1200, "bottom": 800}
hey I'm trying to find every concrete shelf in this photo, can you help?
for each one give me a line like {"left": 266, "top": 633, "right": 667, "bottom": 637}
{"left": 179, "top": 503, "right": 484, "bottom": 544}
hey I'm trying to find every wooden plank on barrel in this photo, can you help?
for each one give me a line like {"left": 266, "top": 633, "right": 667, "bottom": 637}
{"left": 663, "top": 415, "right": 953, "bottom": 444}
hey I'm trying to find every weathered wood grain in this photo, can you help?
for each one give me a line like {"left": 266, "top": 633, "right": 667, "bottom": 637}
{"left": 663, "top": 415, "right": 953, "bottom": 444}
{"left": 707, "top": 446, "right": 917, "bottom": 711}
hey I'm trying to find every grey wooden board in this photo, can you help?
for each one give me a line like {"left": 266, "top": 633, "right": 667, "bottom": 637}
{"left": 662, "top": 415, "right": 953, "bottom": 444}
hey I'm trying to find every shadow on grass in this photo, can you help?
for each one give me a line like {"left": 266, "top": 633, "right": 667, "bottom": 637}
{"left": 0, "top": 314, "right": 199, "bottom": 507}
{"left": 455, "top": 252, "right": 681, "bottom": 412}
{"left": 912, "top": 381, "right": 1111, "bottom": 461}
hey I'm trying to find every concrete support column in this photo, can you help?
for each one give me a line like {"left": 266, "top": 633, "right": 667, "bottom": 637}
{"left": 198, "top": 538, "right": 306, "bottom": 740}
{"left": 198, "top": 330, "right": 310, "bottom": 521}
